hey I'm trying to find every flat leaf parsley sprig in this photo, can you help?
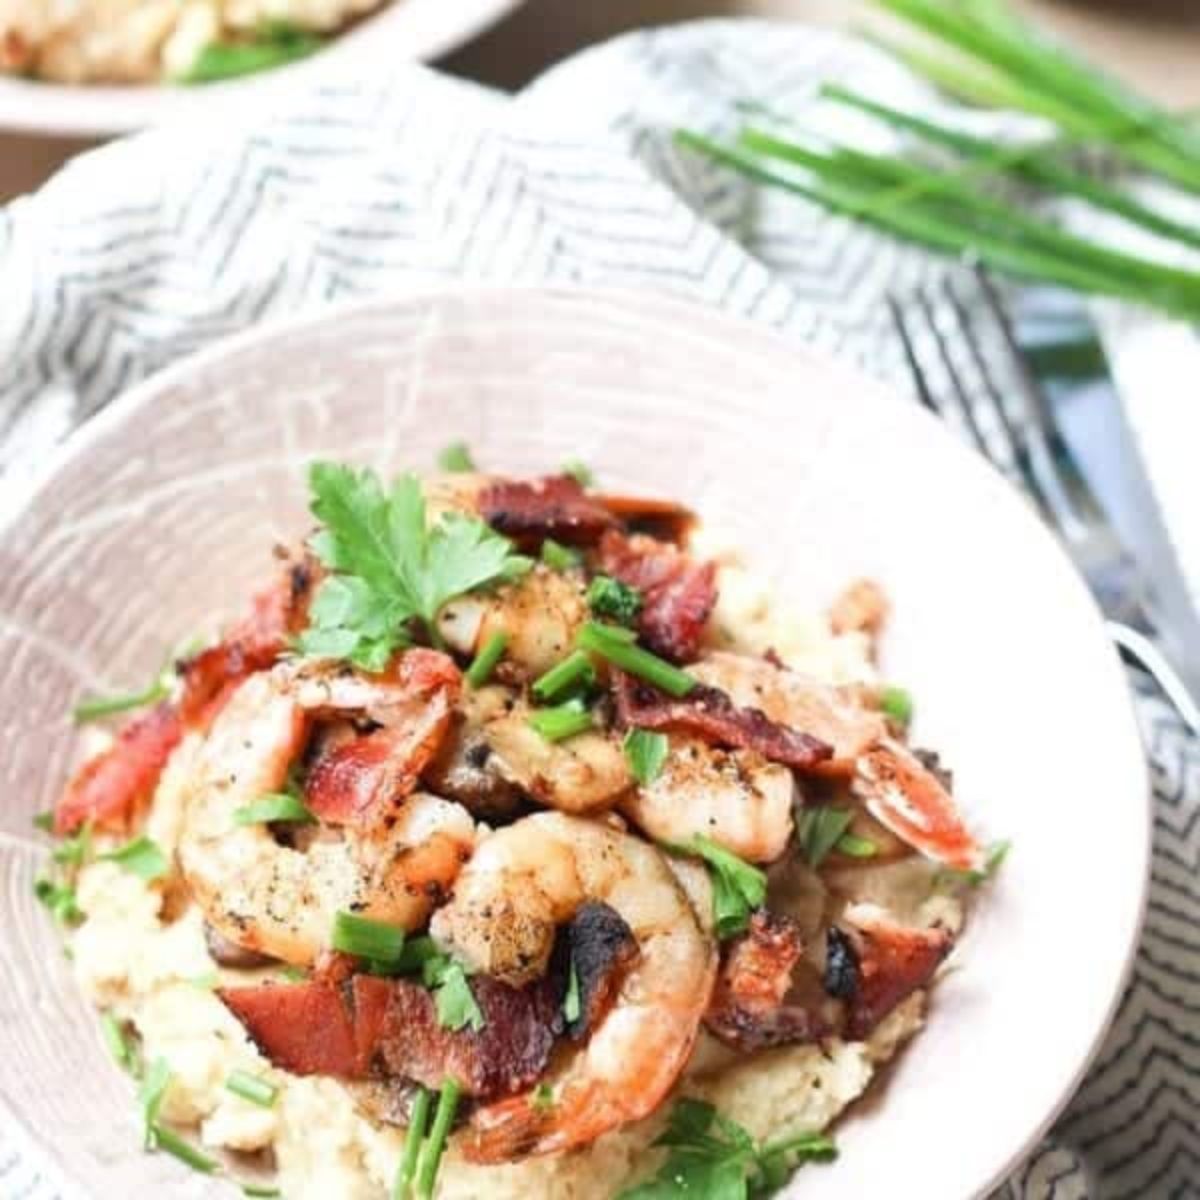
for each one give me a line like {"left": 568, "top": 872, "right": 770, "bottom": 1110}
{"left": 298, "top": 462, "right": 531, "bottom": 669}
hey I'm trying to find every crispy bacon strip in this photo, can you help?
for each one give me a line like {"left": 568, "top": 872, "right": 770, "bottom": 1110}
{"left": 612, "top": 672, "right": 833, "bottom": 771}
{"left": 478, "top": 475, "right": 617, "bottom": 550}
{"left": 837, "top": 907, "right": 954, "bottom": 1040}
{"left": 596, "top": 531, "right": 717, "bottom": 662}
{"left": 594, "top": 494, "right": 696, "bottom": 545}
{"left": 303, "top": 649, "right": 461, "bottom": 827}
{"left": 54, "top": 702, "right": 182, "bottom": 835}
{"left": 178, "top": 558, "right": 316, "bottom": 731}
{"left": 220, "top": 981, "right": 365, "bottom": 1077}
{"left": 360, "top": 974, "right": 562, "bottom": 1099}
{"left": 705, "top": 912, "right": 834, "bottom": 1050}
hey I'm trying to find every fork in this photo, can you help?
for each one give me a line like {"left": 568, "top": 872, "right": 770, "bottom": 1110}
{"left": 888, "top": 266, "right": 1200, "bottom": 736}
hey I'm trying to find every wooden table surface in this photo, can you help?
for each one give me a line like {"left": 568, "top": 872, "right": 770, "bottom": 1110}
{"left": 3, "top": 0, "right": 1199, "bottom": 201}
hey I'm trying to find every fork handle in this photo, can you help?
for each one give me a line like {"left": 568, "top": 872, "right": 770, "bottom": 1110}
{"left": 1108, "top": 620, "right": 1200, "bottom": 736}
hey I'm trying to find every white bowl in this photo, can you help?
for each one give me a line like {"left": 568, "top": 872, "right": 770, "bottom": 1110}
{"left": 0, "top": 0, "right": 522, "bottom": 136}
{"left": 0, "top": 286, "right": 1149, "bottom": 1199}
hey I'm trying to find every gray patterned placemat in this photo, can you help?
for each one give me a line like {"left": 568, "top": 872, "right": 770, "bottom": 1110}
{"left": 1, "top": 21, "right": 1195, "bottom": 1200}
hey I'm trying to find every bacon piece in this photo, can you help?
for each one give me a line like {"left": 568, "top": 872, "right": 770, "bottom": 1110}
{"left": 837, "top": 907, "right": 954, "bottom": 1040}
{"left": 596, "top": 531, "right": 717, "bottom": 663}
{"left": 705, "top": 912, "right": 834, "bottom": 1050}
{"left": 304, "top": 650, "right": 461, "bottom": 827}
{"left": 612, "top": 672, "right": 833, "bottom": 771}
{"left": 853, "top": 739, "right": 981, "bottom": 871}
{"left": 179, "top": 558, "right": 316, "bottom": 731}
{"left": 361, "top": 974, "right": 561, "bottom": 1100}
{"left": 54, "top": 702, "right": 182, "bottom": 835}
{"left": 478, "top": 475, "right": 617, "bottom": 550}
{"left": 220, "top": 982, "right": 363, "bottom": 1077}
{"left": 594, "top": 494, "right": 696, "bottom": 545}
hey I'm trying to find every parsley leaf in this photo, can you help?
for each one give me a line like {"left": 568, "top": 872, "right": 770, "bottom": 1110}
{"left": 674, "top": 836, "right": 766, "bottom": 940}
{"left": 424, "top": 956, "right": 485, "bottom": 1033}
{"left": 618, "top": 1099, "right": 836, "bottom": 1199}
{"left": 623, "top": 729, "right": 669, "bottom": 786}
{"left": 299, "top": 463, "right": 531, "bottom": 668}
{"left": 586, "top": 575, "right": 643, "bottom": 625}
{"left": 100, "top": 835, "right": 170, "bottom": 882}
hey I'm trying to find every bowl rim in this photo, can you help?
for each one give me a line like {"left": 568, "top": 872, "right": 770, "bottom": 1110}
{"left": 0, "top": 0, "right": 523, "bottom": 137}
{"left": 0, "top": 282, "right": 1152, "bottom": 1199}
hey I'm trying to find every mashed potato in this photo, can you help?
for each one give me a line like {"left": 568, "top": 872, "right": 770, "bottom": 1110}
{"left": 65, "top": 549, "right": 961, "bottom": 1198}
{"left": 0, "top": 0, "right": 384, "bottom": 84}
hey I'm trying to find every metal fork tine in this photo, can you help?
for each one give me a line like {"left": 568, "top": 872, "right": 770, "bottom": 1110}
{"left": 886, "top": 294, "right": 939, "bottom": 415}
{"left": 941, "top": 277, "right": 1054, "bottom": 517}
{"left": 915, "top": 287, "right": 992, "bottom": 459}
{"left": 972, "top": 266, "right": 1100, "bottom": 538}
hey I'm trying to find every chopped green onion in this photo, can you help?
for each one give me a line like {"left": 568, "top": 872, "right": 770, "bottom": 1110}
{"left": 540, "top": 539, "right": 582, "bottom": 571}
{"left": 586, "top": 575, "right": 643, "bottom": 626}
{"left": 100, "top": 835, "right": 170, "bottom": 882}
{"left": 528, "top": 698, "right": 594, "bottom": 743}
{"left": 139, "top": 1057, "right": 172, "bottom": 1148}
{"left": 531, "top": 650, "right": 596, "bottom": 705}
{"left": 179, "top": 22, "right": 324, "bottom": 84}
{"left": 414, "top": 1080, "right": 462, "bottom": 1199}
{"left": 531, "top": 1083, "right": 555, "bottom": 1111}
{"left": 34, "top": 878, "right": 82, "bottom": 926}
{"left": 465, "top": 631, "right": 508, "bottom": 689}
{"left": 331, "top": 912, "right": 406, "bottom": 966}
{"left": 225, "top": 1070, "right": 278, "bottom": 1108}
{"left": 438, "top": 442, "right": 476, "bottom": 473}
{"left": 623, "top": 729, "right": 669, "bottom": 786}
{"left": 279, "top": 965, "right": 308, "bottom": 982}
{"left": 150, "top": 1125, "right": 219, "bottom": 1173}
{"left": 942, "top": 838, "right": 1012, "bottom": 887}
{"left": 576, "top": 622, "right": 697, "bottom": 698}
{"left": 562, "top": 460, "right": 594, "bottom": 487}
{"left": 835, "top": 833, "right": 878, "bottom": 859}
{"left": 52, "top": 822, "right": 93, "bottom": 868}
{"left": 233, "top": 793, "right": 315, "bottom": 826}
{"left": 394, "top": 935, "right": 441, "bottom": 973}
{"left": 797, "top": 807, "right": 856, "bottom": 869}
{"left": 242, "top": 1186, "right": 282, "bottom": 1198}
{"left": 879, "top": 685, "right": 914, "bottom": 727}
{"left": 100, "top": 1012, "right": 135, "bottom": 1072}
{"left": 32, "top": 812, "right": 53, "bottom": 832}
{"left": 396, "top": 1086, "right": 432, "bottom": 1198}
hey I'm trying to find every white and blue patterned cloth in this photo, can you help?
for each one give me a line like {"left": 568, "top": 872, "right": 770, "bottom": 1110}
{"left": 1, "top": 21, "right": 1196, "bottom": 1200}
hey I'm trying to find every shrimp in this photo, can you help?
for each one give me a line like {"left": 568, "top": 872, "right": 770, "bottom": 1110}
{"left": 178, "top": 654, "right": 476, "bottom": 966}
{"left": 437, "top": 563, "right": 588, "bottom": 679}
{"left": 691, "top": 653, "right": 981, "bottom": 870}
{"left": 429, "top": 812, "right": 717, "bottom": 1160}
{"left": 621, "top": 735, "right": 795, "bottom": 862}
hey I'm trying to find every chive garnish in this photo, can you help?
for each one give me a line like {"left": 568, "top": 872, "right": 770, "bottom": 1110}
{"left": 32, "top": 811, "right": 53, "bottom": 832}
{"left": 880, "top": 685, "right": 914, "bottom": 727}
{"left": 576, "top": 621, "right": 697, "bottom": 697}
{"left": 414, "top": 1080, "right": 462, "bottom": 1198}
{"left": 562, "top": 460, "right": 594, "bottom": 487}
{"left": 531, "top": 650, "right": 596, "bottom": 705}
{"left": 100, "top": 835, "right": 170, "bottom": 881}
{"left": 797, "top": 807, "right": 856, "bottom": 869}
{"left": 100, "top": 1012, "right": 135, "bottom": 1073}
{"left": 540, "top": 539, "right": 582, "bottom": 571}
{"left": 73, "top": 655, "right": 176, "bottom": 724}
{"left": 151, "top": 1125, "right": 219, "bottom": 1173}
{"left": 233, "top": 793, "right": 316, "bottom": 826}
{"left": 438, "top": 442, "right": 476, "bottom": 473}
{"left": 34, "top": 878, "right": 82, "bottom": 926}
{"left": 331, "top": 912, "right": 406, "bottom": 965}
{"left": 465, "top": 631, "right": 508, "bottom": 689}
{"left": 396, "top": 1086, "right": 432, "bottom": 1197}
{"left": 527, "top": 698, "right": 594, "bottom": 743}
{"left": 225, "top": 1070, "right": 278, "bottom": 1108}
{"left": 139, "top": 1057, "right": 172, "bottom": 1148}
{"left": 52, "top": 822, "right": 93, "bottom": 868}
{"left": 834, "top": 833, "right": 878, "bottom": 859}
{"left": 242, "top": 1186, "right": 282, "bottom": 1198}
{"left": 531, "top": 1083, "right": 555, "bottom": 1110}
